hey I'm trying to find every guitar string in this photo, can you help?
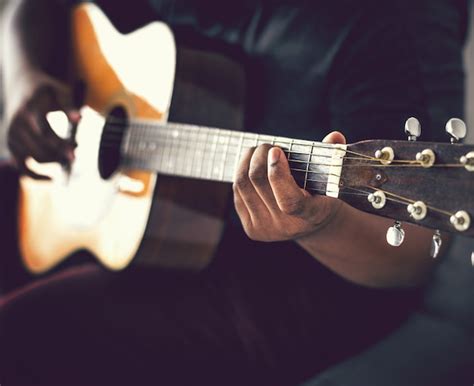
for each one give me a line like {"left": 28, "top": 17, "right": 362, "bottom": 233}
{"left": 101, "top": 119, "right": 473, "bottom": 167}
{"left": 117, "top": 139, "right": 467, "bottom": 170}
{"left": 88, "top": 121, "right": 465, "bottom": 217}
{"left": 101, "top": 121, "right": 373, "bottom": 159}
{"left": 127, "top": 149, "right": 461, "bottom": 218}
{"left": 117, "top": 134, "right": 466, "bottom": 169}
{"left": 102, "top": 117, "right": 393, "bottom": 161}
{"left": 128, "top": 150, "right": 459, "bottom": 218}
{"left": 101, "top": 122, "right": 468, "bottom": 168}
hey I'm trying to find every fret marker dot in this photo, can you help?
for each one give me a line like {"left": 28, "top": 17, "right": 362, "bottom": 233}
{"left": 172, "top": 130, "right": 179, "bottom": 138}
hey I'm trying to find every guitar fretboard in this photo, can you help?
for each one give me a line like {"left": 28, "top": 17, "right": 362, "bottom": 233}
{"left": 120, "top": 121, "right": 346, "bottom": 197}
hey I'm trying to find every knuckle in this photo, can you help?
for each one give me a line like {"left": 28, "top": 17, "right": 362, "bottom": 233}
{"left": 234, "top": 172, "right": 250, "bottom": 191}
{"left": 243, "top": 225, "right": 261, "bottom": 241}
{"left": 248, "top": 164, "right": 267, "bottom": 185}
{"left": 32, "top": 151, "right": 50, "bottom": 163}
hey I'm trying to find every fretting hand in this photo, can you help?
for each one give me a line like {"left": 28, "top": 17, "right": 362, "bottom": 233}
{"left": 233, "top": 131, "right": 346, "bottom": 241}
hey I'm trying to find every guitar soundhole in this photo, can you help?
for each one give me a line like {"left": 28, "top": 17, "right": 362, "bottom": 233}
{"left": 99, "top": 106, "right": 128, "bottom": 179}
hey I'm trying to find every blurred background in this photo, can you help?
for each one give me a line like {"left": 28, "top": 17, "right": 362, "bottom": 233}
{"left": 0, "top": 1, "right": 473, "bottom": 155}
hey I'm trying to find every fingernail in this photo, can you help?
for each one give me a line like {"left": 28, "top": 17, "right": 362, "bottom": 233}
{"left": 68, "top": 111, "right": 81, "bottom": 123}
{"left": 268, "top": 147, "right": 280, "bottom": 166}
{"left": 65, "top": 148, "right": 75, "bottom": 163}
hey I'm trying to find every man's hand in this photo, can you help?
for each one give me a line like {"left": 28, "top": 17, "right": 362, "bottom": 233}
{"left": 6, "top": 75, "right": 80, "bottom": 180}
{"left": 233, "top": 131, "right": 346, "bottom": 242}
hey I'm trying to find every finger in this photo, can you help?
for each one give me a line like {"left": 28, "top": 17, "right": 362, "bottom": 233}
{"left": 234, "top": 147, "right": 271, "bottom": 221}
{"left": 233, "top": 187, "right": 251, "bottom": 225}
{"left": 10, "top": 154, "right": 51, "bottom": 181}
{"left": 29, "top": 83, "right": 81, "bottom": 143}
{"left": 248, "top": 144, "right": 279, "bottom": 211}
{"left": 15, "top": 113, "right": 72, "bottom": 164}
{"left": 36, "top": 113, "right": 76, "bottom": 162}
{"left": 267, "top": 147, "right": 311, "bottom": 217}
{"left": 322, "top": 131, "right": 346, "bottom": 145}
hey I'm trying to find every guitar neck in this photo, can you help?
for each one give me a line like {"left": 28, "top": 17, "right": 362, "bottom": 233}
{"left": 120, "top": 121, "right": 347, "bottom": 198}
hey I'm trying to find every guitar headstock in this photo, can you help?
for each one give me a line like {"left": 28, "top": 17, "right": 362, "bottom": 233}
{"left": 342, "top": 118, "right": 474, "bottom": 256}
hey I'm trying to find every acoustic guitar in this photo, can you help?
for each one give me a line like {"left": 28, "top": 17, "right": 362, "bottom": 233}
{"left": 19, "top": 3, "right": 474, "bottom": 274}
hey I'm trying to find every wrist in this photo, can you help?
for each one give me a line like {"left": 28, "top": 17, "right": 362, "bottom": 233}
{"left": 295, "top": 199, "right": 346, "bottom": 245}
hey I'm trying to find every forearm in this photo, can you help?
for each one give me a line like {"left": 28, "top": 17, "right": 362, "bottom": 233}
{"left": 297, "top": 202, "right": 438, "bottom": 289}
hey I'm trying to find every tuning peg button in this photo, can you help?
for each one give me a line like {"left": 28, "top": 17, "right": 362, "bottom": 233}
{"left": 445, "top": 118, "right": 467, "bottom": 143}
{"left": 430, "top": 230, "right": 442, "bottom": 258}
{"left": 405, "top": 117, "right": 421, "bottom": 141}
{"left": 386, "top": 221, "right": 405, "bottom": 247}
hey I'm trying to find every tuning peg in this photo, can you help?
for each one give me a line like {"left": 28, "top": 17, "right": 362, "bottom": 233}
{"left": 386, "top": 221, "right": 405, "bottom": 247}
{"left": 405, "top": 117, "right": 421, "bottom": 141}
{"left": 430, "top": 230, "right": 442, "bottom": 258}
{"left": 445, "top": 118, "right": 467, "bottom": 143}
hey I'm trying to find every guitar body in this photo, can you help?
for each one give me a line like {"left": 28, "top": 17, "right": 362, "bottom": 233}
{"left": 19, "top": 3, "right": 243, "bottom": 273}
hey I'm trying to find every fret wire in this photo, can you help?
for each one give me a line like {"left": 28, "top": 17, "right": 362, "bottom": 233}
{"left": 187, "top": 125, "right": 197, "bottom": 177}
{"left": 191, "top": 126, "right": 200, "bottom": 177}
{"left": 121, "top": 126, "right": 131, "bottom": 155}
{"left": 175, "top": 125, "right": 182, "bottom": 173}
{"left": 161, "top": 124, "right": 170, "bottom": 171}
{"left": 181, "top": 123, "right": 187, "bottom": 175}
{"left": 304, "top": 142, "right": 314, "bottom": 190}
{"left": 172, "top": 126, "right": 180, "bottom": 173}
{"left": 235, "top": 131, "right": 245, "bottom": 179}
{"left": 208, "top": 129, "right": 216, "bottom": 179}
{"left": 165, "top": 124, "right": 173, "bottom": 172}
{"left": 180, "top": 123, "right": 189, "bottom": 175}
{"left": 199, "top": 127, "right": 209, "bottom": 178}
{"left": 288, "top": 139, "right": 295, "bottom": 162}
{"left": 220, "top": 130, "right": 230, "bottom": 181}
